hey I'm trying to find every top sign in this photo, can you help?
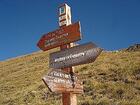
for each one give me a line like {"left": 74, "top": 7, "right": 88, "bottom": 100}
{"left": 59, "top": 4, "right": 71, "bottom": 27}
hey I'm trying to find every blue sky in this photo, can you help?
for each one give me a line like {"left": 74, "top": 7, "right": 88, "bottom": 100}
{"left": 0, "top": 0, "right": 140, "bottom": 61}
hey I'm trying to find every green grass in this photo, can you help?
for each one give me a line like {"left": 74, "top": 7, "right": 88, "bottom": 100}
{"left": 0, "top": 50, "right": 140, "bottom": 105}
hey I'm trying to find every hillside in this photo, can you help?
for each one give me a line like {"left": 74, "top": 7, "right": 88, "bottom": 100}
{"left": 0, "top": 48, "right": 140, "bottom": 105}
{"left": 125, "top": 44, "right": 140, "bottom": 52}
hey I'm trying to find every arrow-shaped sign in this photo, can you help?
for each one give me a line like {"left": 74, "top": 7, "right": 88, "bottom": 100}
{"left": 42, "top": 69, "right": 83, "bottom": 93}
{"left": 37, "top": 22, "right": 81, "bottom": 51}
{"left": 49, "top": 42, "right": 103, "bottom": 69}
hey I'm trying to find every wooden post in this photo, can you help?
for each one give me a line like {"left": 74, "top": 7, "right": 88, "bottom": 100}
{"left": 59, "top": 4, "right": 77, "bottom": 105}
{"left": 60, "top": 44, "right": 77, "bottom": 105}
{"left": 62, "top": 93, "right": 77, "bottom": 105}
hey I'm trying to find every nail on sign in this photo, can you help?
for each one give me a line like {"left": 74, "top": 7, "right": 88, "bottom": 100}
{"left": 37, "top": 22, "right": 81, "bottom": 51}
{"left": 49, "top": 42, "right": 103, "bottom": 69}
{"left": 42, "top": 70, "right": 83, "bottom": 93}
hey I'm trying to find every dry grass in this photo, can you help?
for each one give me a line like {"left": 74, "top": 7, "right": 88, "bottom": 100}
{"left": 0, "top": 50, "right": 140, "bottom": 105}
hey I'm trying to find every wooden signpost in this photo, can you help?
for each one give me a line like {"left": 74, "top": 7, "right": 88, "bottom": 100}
{"left": 37, "top": 22, "right": 81, "bottom": 51}
{"left": 50, "top": 42, "right": 103, "bottom": 69}
{"left": 59, "top": 4, "right": 78, "bottom": 105}
{"left": 37, "top": 3, "right": 103, "bottom": 105}
{"left": 42, "top": 70, "right": 83, "bottom": 93}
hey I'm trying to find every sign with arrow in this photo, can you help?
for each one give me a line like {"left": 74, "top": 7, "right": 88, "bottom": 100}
{"left": 49, "top": 42, "right": 103, "bottom": 69}
{"left": 42, "top": 70, "right": 83, "bottom": 93}
{"left": 37, "top": 22, "right": 81, "bottom": 51}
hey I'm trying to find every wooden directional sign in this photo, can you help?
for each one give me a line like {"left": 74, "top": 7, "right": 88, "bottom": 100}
{"left": 42, "top": 70, "right": 83, "bottom": 93}
{"left": 37, "top": 22, "right": 81, "bottom": 51}
{"left": 49, "top": 42, "right": 103, "bottom": 69}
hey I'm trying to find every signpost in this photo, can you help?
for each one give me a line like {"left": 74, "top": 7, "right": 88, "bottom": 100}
{"left": 50, "top": 42, "right": 103, "bottom": 69}
{"left": 37, "top": 3, "right": 103, "bottom": 105}
{"left": 58, "top": 4, "right": 78, "bottom": 105}
{"left": 37, "top": 22, "right": 81, "bottom": 51}
{"left": 42, "top": 70, "right": 83, "bottom": 93}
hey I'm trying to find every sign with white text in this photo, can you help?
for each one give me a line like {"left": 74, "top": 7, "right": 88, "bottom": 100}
{"left": 49, "top": 42, "right": 103, "bottom": 69}
{"left": 37, "top": 22, "right": 81, "bottom": 51}
{"left": 42, "top": 70, "right": 83, "bottom": 93}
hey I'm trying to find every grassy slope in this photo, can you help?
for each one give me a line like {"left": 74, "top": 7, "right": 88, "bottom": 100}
{"left": 0, "top": 50, "right": 140, "bottom": 105}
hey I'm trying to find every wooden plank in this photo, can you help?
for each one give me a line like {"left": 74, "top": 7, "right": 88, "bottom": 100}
{"left": 42, "top": 70, "right": 83, "bottom": 94}
{"left": 37, "top": 22, "right": 81, "bottom": 51}
{"left": 49, "top": 42, "right": 103, "bottom": 69}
